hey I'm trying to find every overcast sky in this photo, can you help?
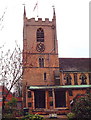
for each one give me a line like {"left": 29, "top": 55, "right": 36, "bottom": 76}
{"left": 0, "top": 0, "right": 90, "bottom": 58}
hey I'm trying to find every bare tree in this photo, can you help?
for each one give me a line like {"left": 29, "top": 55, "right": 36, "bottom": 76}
{"left": 0, "top": 44, "right": 23, "bottom": 114}
{"left": 14, "top": 78, "right": 22, "bottom": 97}
{"left": 0, "top": 7, "right": 7, "bottom": 31}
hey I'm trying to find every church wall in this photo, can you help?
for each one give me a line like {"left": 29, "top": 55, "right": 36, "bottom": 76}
{"left": 24, "top": 54, "right": 59, "bottom": 68}
{"left": 68, "top": 89, "right": 87, "bottom": 102}
{"left": 60, "top": 72, "right": 90, "bottom": 85}
{"left": 23, "top": 68, "right": 60, "bottom": 86}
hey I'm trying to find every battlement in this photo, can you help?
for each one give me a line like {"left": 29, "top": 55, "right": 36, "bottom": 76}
{"left": 25, "top": 17, "right": 54, "bottom": 26}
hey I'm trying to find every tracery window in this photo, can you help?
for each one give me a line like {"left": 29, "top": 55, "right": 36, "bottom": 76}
{"left": 64, "top": 73, "right": 72, "bottom": 85}
{"left": 79, "top": 73, "right": 87, "bottom": 85}
{"left": 37, "top": 28, "right": 44, "bottom": 42}
{"left": 39, "top": 58, "right": 44, "bottom": 68}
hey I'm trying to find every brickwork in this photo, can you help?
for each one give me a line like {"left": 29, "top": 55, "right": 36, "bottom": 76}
{"left": 22, "top": 7, "right": 90, "bottom": 114}
{"left": 23, "top": 7, "right": 59, "bottom": 87}
{"left": 61, "top": 72, "right": 90, "bottom": 85}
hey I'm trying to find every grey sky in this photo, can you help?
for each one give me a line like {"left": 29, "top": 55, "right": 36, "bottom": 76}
{"left": 0, "top": 0, "right": 89, "bottom": 58}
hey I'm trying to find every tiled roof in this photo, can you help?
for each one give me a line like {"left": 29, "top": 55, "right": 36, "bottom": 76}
{"left": 59, "top": 58, "right": 91, "bottom": 72}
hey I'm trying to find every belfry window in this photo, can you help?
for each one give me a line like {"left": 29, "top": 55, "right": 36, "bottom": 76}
{"left": 64, "top": 73, "right": 72, "bottom": 85}
{"left": 39, "top": 58, "right": 44, "bottom": 68}
{"left": 79, "top": 73, "right": 87, "bottom": 85}
{"left": 37, "top": 28, "right": 44, "bottom": 42}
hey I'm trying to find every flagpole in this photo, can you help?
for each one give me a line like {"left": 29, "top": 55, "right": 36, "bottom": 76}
{"left": 33, "top": 0, "right": 39, "bottom": 18}
{"left": 37, "top": 0, "right": 38, "bottom": 18}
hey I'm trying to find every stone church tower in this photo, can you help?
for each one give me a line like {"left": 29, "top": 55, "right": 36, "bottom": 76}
{"left": 22, "top": 6, "right": 60, "bottom": 109}
{"left": 22, "top": 6, "right": 91, "bottom": 114}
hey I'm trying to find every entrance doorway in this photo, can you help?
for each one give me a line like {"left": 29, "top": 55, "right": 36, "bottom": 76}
{"left": 34, "top": 90, "right": 45, "bottom": 108}
{"left": 55, "top": 90, "right": 66, "bottom": 107}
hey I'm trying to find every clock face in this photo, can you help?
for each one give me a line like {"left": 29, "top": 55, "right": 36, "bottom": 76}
{"left": 36, "top": 43, "right": 45, "bottom": 52}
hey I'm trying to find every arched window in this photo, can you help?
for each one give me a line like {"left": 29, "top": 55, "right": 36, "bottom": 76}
{"left": 39, "top": 58, "right": 44, "bottom": 68}
{"left": 64, "top": 73, "right": 72, "bottom": 85}
{"left": 37, "top": 28, "right": 44, "bottom": 42}
{"left": 79, "top": 73, "right": 87, "bottom": 85}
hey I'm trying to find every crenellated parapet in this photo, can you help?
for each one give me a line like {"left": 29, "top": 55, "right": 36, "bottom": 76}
{"left": 23, "top": 4, "right": 56, "bottom": 26}
{"left": 25, "top": 17, "right": 55, "bottom": 26}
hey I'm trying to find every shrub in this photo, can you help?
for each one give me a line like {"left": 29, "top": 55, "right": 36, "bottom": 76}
{"left": 3, "top": 113, "right": 14, "bottom": 118}
{"left": 6, "top": 97, "right": 17, "bottom": 107}
{"left": 72, "top": 93, "right": 91, "bottom": 119}
{"left": 32, "top": 114, "right": 44, "bottom": 120}
{"left": 21, "top": 114, "right": 33, "bottom": 120}
{"left": 2, "top": 113, "right": 18, "bottom": 120}
{"left": 67, "top": 112, "right": 76, "bottom": 120}
{"left": 21, "top": 114, "right": 44, "bottom": 120}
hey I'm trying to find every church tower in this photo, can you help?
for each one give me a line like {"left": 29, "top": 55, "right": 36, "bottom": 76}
{"left": 22, "top": 4, "right": 91, "bottom": 115}
{"left": 22, "top": 6, "right": 60, "bottom": 109}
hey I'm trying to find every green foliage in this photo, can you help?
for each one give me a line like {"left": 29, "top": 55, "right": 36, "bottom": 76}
{"left": 67, "top": 112, "right": 76, "bottom": 120}
{"left": 72, "top": 93, "right": 91, "bottom": 119}
{"left": 21, "top": 114, "right": 44, "bottom": 120}
{"left": 6, "top": 97, "right": 17, "bottom": 107}
{"left": 32, "top": 114, "right": 44, "bottom": 120}
{"left": 3, "top": 113, "right": 14, "bottom": 118}
{"left": 3, "top": 97, "right": 22, "bottom": 118}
